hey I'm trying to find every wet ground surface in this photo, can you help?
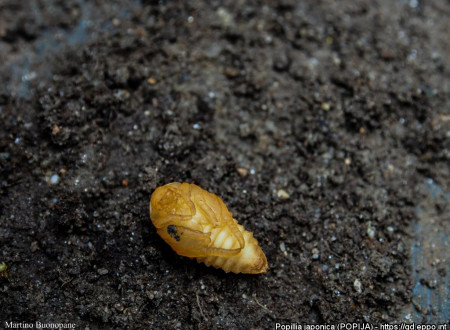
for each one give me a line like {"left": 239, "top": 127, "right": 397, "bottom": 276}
{"left": 0, "top": 0, "right": 449, "bottom": 328}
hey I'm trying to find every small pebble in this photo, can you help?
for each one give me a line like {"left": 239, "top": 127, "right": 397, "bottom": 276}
{"left": 312, "top": 248, "right": 320, "bottom": 260}
{"left": 52, "top": 124, "right": 60, "bottom": 135}
{"left": 216, "top": 8, "right": 232, "bottom": 27}
{"left": 277, "top": 189, "right": 290, "bottom": 199}
{"left": 50, "top": 174, "right": 60, "bottom": 185}
{"left": 112, "top": 18, "right": 120, "bottom": 26}
{"left": 354, "top": 279, "right": 362, "bottom": 293}
{"left": 114, "top": 89, "right": 130, "bottom": 100}
{"left": 97, "top": 268, "right": 109, "bottom": 275}
{"left": 367, "top": 223, "right": 376, "bottom": 239}
{"left": 237, "top": 168, "right": 248, "bottom": 177}
{"left": 321, "top": 102, "right": 330, "bottom": 111}
{"left": 30, "top": 241, "right": 39, "bottom": 252}
{"left": 114, "top": 303, "right": 124, "bottom": 312}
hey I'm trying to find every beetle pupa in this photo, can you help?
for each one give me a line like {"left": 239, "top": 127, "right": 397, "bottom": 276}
{"left": 150, "top": 182, "right": 268, "bottom": 274}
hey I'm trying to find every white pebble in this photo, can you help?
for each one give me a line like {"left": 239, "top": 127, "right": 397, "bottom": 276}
{"left": 353, "top": 279, "right": 362, "bottom": 293}
{"left": 277, "top": 189, "right": 290, "bottom": 199}
{"left": 367, "top": 222, "right": 376, "bottom": 239}
{"left": 312, "top": 248, "right": 320, "bottom": 260}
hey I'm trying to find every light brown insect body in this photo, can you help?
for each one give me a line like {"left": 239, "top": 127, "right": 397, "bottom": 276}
{"left": 150, "top": 182, "right": 268, "bottom": 274}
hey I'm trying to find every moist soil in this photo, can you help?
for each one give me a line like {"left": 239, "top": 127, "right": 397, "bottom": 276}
{"left": 0, "top": 1, "right": 449, "bottom": 328}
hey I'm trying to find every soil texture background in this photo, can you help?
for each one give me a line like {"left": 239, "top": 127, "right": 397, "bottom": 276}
{"left": 0, "top": 0, "right": 449, "bottom": 328}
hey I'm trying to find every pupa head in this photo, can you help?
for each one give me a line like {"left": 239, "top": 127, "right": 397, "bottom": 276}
{"left": 150, "top": 182, "right": 196, "bottom": 228}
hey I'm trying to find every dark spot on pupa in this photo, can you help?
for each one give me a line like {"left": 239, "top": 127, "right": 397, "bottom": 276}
{"left": 167, "top": 225, "right": 180, "bottom": 241}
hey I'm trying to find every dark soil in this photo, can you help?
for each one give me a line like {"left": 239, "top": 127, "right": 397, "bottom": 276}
{"left": 1, "top": 0, "right": 449, "bottom": 328}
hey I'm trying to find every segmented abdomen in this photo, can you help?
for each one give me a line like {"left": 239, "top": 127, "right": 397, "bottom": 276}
{"left": 197, "top": 224, "right": 268, "bottom": 274}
